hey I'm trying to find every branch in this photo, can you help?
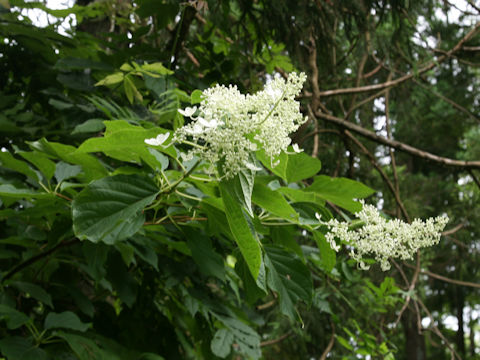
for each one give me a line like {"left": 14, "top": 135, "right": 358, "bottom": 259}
{"left": 260, "top": 332, "right": 292, "bottom": 347}
{"left": 317, "top": 21, "right": 480, "bottom": 97}
{"left": 404, "top": 263, "right": 480, "bottom": 289}
{"left": 319, "top": 322, "right": 335, "bottom": 360}
{"left": 2, "top": 239, "right": 79, "bottom": 283}
{"left": 343, "top": 130, "right": 410, "bottom": 222}
{"left": 316, "top": 111, "right": 480, "bottom": 170}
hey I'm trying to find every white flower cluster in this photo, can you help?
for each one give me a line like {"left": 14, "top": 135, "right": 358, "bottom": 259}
{"left": 173, "top": 73, "right": 307, "bottom": 178}
{"left": 323, "top": 202, "right": 449, "bottom": 271}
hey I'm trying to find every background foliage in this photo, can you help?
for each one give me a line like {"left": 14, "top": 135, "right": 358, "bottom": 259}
{"left": 0, "top": 0, "right": 479, "bottom": 359}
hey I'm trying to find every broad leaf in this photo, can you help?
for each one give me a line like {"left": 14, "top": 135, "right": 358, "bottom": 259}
{"left": 211, "top": 328, "right": 234, "bottom": 358}
{"left": 0, "top": 337, "right": 47, "bottom": 360}
{"left": 11, "top": 281, "right": 53, "bottom": 308}
{"left": 44, "top": 311, "right": 90, "bottom": 332}
{"left": 0, "top": 305, "right": 30, "bottom": 329}
{"left": 72, "top": 174, "right": 159, "bottom": 244}
{"left": 313, "top": 231, "right": 336, "bottom": 272}
{"left": 252, "top": 182, "right": 298, "bottom": 222}
{"left": 305, "top": 175, "right": 375, "bottom": 212}
{"left": 285, "top": 152, "right": 322, "bottom": 183}
{"left": 219, "top": 182, "right": 261, "bottom": 280}
{"left": 264, "top": 245, "right": 313, "bottom": 320}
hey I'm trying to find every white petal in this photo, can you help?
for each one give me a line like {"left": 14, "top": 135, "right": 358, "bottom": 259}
{"left": 144, "top": 137, "right": 159, "bottom": 146}
{"left": 292, "top": 143, "right": 303, "bottom": 153}
{"left": 245, "top": 162, "right": 262, "bottom": 171}
{"left": 144, "top": 132, "right": 170, "bottom": 146}
{"left": 178, "top": 106, "right": 197, "bottom": 117}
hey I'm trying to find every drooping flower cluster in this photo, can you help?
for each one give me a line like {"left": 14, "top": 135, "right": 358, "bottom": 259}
{"left": 173, "top": 73, "right": 307, "bottom": 178}
{"left": 323, "top": 202, "right": 449, "bottom": 271}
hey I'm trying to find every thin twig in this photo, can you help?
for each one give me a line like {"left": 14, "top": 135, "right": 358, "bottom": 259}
{"left": 260, "top": 332, "right": 292, "bottom": 347}
{"left": 343, "top": 130, "right": 410, "bottom": 222}
{"left": 317, "top": 21, "right": 480, "bottom": 97}
{"left": 317, "top": 111, "right": 480, "bottom": 170}
{"left": 319, "top": 322, "right": 335, "bottom": 360}
{"left": 404, "top": 264, "right": 480, "bottom": 289}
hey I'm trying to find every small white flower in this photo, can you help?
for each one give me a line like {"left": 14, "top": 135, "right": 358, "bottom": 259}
{"left": 292, "top": 144, "right": 303, "bottom": 153}
{"left": 185, "top": 124, "right": 203, "bottom": 135}
{"left": 244, "top": 162, "right": 262, "bottom": 171}
{"left": 198, "top": 117, "right": 223, "bottom": 128}
{"left": 145, "top": 132, "right": 170, "bottom": 146}
{"left": 178, "top": 106, "right": 197, "bottom": 117}
{"left": 264, "top": 83, "right": 283, "bottom": 101}
{"left": 323, "top": 200, "right": 449, "bottom": 271}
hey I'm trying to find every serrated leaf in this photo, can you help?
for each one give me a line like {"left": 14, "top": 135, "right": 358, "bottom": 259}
{"left": 214, "top": 316, "right": 261, "bottom": 360}
{"left": 306, "top": 175, "right": 375, "bottom": 212}
{"left": 44, "top": 311, "right": 91, "bottom": 332}
{"left": 72, "top": 174, "right": 159, "bottom": 244}
{"left": 221, "top": 169, "right": 255, "bottom": 217}
{"left": 211, "top": 328, "right": 234, "bottom": 358}
{"left": 219, "top": 182, "right": 261, "bottom": 280}
{"left": 264, "top": 245, "right": 313, "bottom": 320}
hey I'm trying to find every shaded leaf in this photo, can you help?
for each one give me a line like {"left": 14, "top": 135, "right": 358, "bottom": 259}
{"left": 44, "top": 311, "right": 90, "bottom": 332}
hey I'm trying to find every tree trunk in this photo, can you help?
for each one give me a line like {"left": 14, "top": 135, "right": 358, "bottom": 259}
{"left": 403, "top": 307, "right": 426, "bottom": 360}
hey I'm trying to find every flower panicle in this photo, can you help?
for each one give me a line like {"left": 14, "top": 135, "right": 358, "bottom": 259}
{"left": 173, "top": 72, "right": 307, "bottom": 179}
{"left": 323, "top": 201, "right": 449, "bottom": 271}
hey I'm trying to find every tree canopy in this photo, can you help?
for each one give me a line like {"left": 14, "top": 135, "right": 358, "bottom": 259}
{"left": 0, "top": 0, "right": 479, "bottom": 359}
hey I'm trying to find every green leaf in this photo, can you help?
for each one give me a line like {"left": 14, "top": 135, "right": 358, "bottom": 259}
{"left": 56, "top": 332, "right": 118, "bottom": 360}
{"left": 44, "top": 311, "right": 91, "bottom": 332}
{"left": 0, "top": 151, "right": 39, "bottom": 180}
{"left": 0, "top": 184, "right": 52, "bottom": 199}
{"left": 285, "top": 152, "right": 322, "bottom": 183}
{"left": 28, "top": 138, "right": 107, "bottom": 181}
{"left": 306, "top": 175, "right": 375, "bottom": 212}
{"left": 72, "top": 174, "right": 159, "bottom": 244}
{"left": 256, "top": 149, "right": 288, "bottom": 180}
{"left": 185, "top": 228, "right": 225, "bottom": 281}
{"left": 221, "top": 169, "right": 255, "bottom": 217}
{"left": 264, "top": 245, "right": 313, "bottom": 320}
{"left": 141, "top": 62, "right": 173, "bottom": 75}
{"left": 214, "top": 316, "right": 261, "bottom": 360}
{"left": 211, "top": 328, "right": 234, "bottom": 358}
{"left": 0, "top": 304, "right": 30, "bottom": 329}
{"left": 252, "top": 183, "right": 298, "bottom": 222}
{"left": 191, "top": 89, "right": 203, "bottom": 104}
{"left": 55, "top": 162, "right": 82, "bottom": 183}
{"left": 75, "top": 120, "right": 176, "bottom": 167}
{"left": 11, "top": 281, "right": 53, "bottom": 308}
{"left": 72, "top": 119, "right": 106, "bottom": 134}
{"left": 276, "top": 187, "right": 325, "bottom": 207}
{"left": 124, "top": 75, "right": 142, "bottom": 104}
{"left": 95, "top": 72, "right": 124, "bottom": 86}
{"left": 313, "top": 232, "right": 336, "bottom": 272}
{"left": 0, "top": 337, "right": 47, "bottom": 360}
{"left": 219, "top": 182, "right": 261, "bottom": 280}
{"left": 17, "top": 151, "right": 56, "bottom": 180}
